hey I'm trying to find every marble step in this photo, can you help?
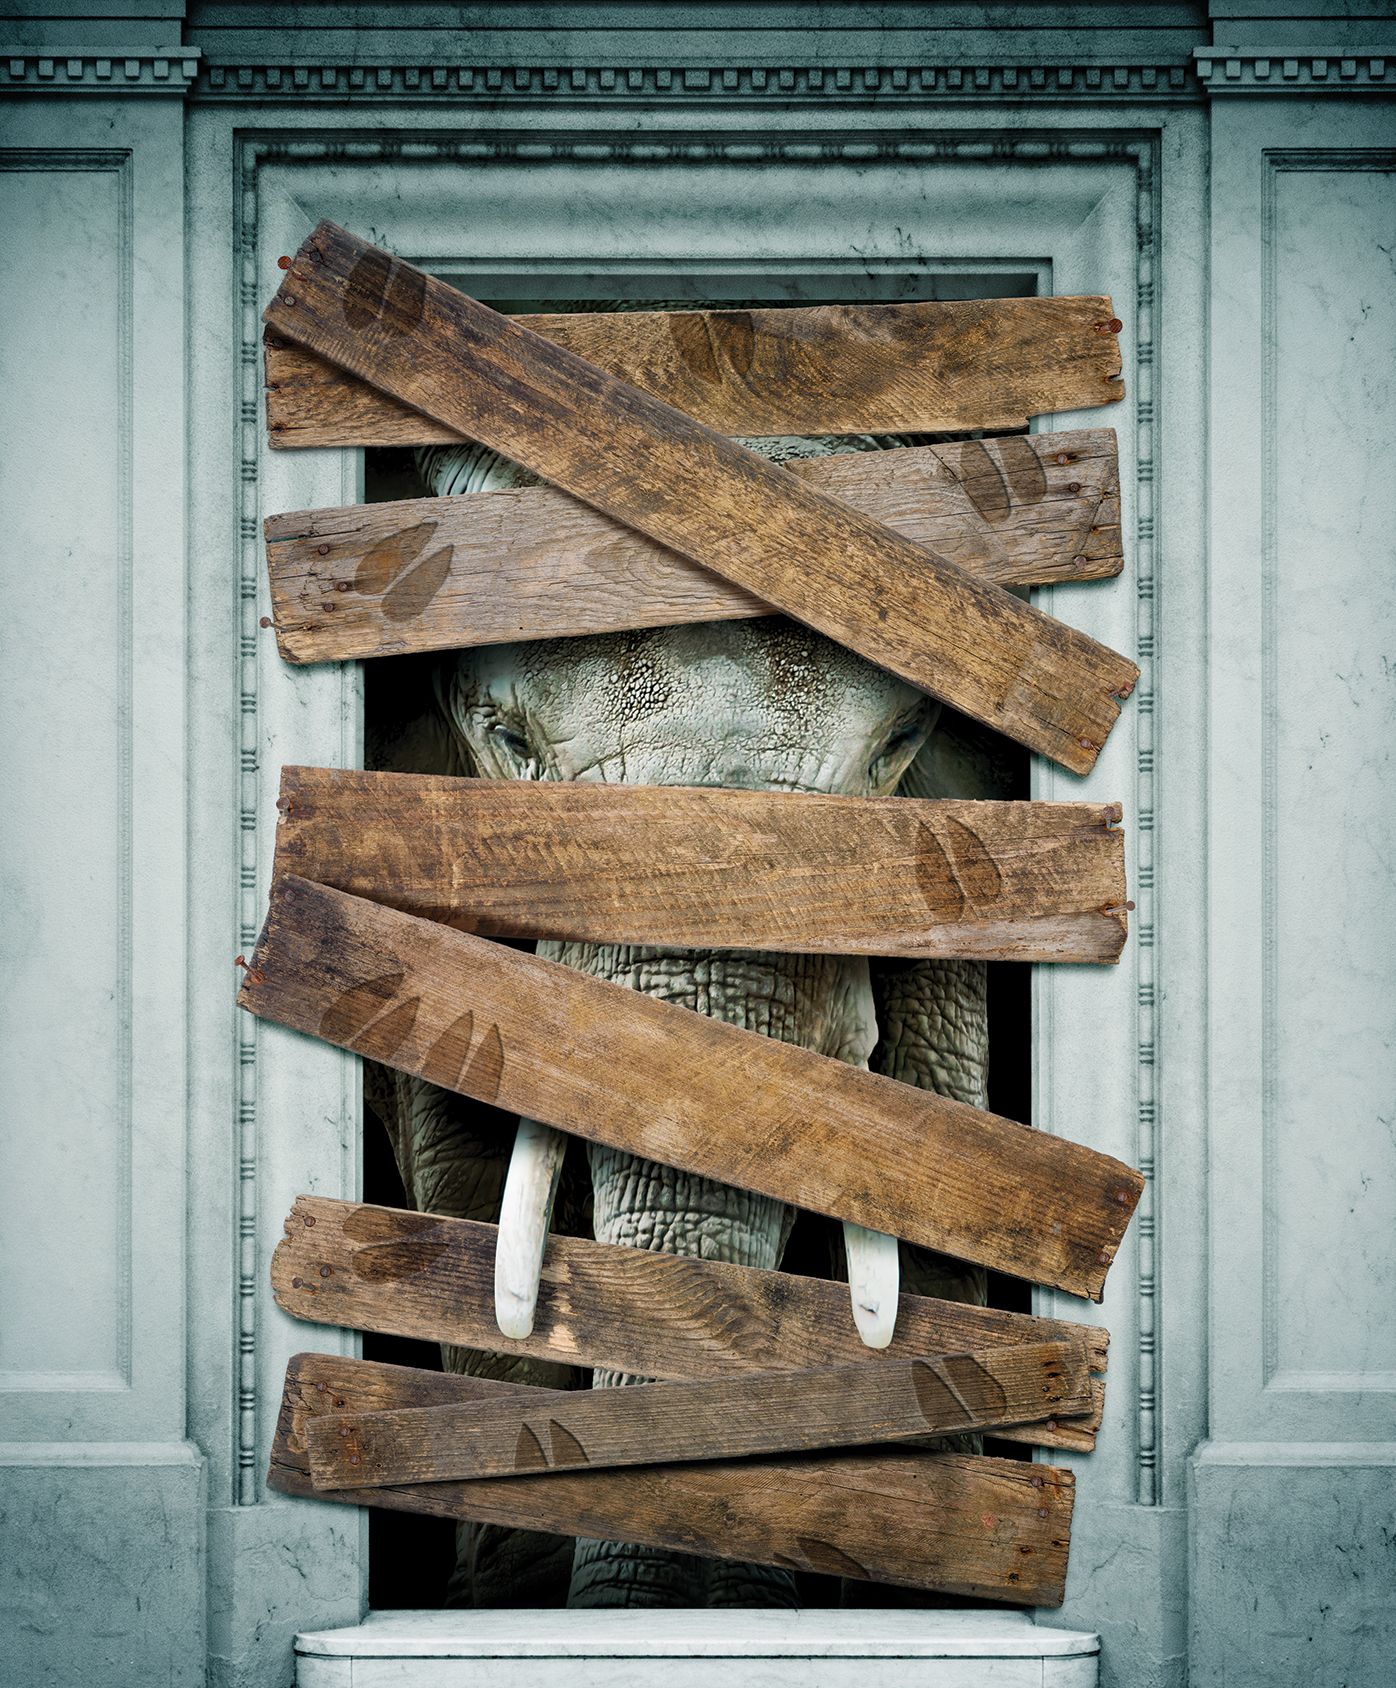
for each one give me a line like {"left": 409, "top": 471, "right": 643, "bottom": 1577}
{"left": 295, "top": 1609, "right": 1100, "bottom": 1687}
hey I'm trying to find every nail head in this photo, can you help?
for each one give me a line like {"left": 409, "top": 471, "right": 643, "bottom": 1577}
{"left": 291, "top": 1277, "right": 302, "bottom": 1288}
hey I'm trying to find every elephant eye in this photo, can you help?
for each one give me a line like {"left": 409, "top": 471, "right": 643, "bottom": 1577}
{"left": 490, "top": 722, "right": 533, "bottom": 762}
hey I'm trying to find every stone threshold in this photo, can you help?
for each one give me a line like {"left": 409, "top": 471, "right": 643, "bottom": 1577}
{"left": 296, "top": 1609, "right": 1100, "bottom": 1686}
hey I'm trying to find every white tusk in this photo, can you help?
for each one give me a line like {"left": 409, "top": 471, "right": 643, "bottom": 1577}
{"left": 842, "top": 1221, "right": 901, "bottom": 1350}
{"left": 494, "top": 1118, "right": 568, "bottom": 1339}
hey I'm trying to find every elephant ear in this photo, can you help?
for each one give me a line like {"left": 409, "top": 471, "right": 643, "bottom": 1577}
{"left": 896, "top": 702, "right": 1027, "bottom": 803}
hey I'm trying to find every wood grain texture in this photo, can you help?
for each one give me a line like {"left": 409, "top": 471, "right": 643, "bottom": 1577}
{"left": 270, "top": 1352, "right": 1076, "bottom": 1604}
{"left": 306, "top": 1341, "right": 1091, "bottom": 1488}
{"left": 263, "top": 291, "right": 1125, "bottom": 445}
{"left": 273, "top": 1197, "right": 1107, "bottom": 1453}
{"left": 239, "top": 877, "right": 1143, "bottom": 1299}
{"left": 271, "top": 769, "right": 1130, "bottom": 963}
{"left": 263, "top": 430, "right": 1122, "bottom": 663}
{"left": 262, "top": 223, "right": 1137, "bottom": 774}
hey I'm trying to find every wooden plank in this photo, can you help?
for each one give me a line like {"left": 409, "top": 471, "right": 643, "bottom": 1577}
{"left": 270, "top": 1352, "right": 1076, "bottom": 1605}
{"left": 239, "top": 877, "right": 1143, "bottom": 1299}
{"left": 273, "top": 1197, "right": 1107, "bottom": 1453}
{"left": 262, "top": 224, "right": 1137, "bottom": 774}
{"left": 263, "top": 292, "right": 1125, "bottom": 446}
{"left": 263, "top": 429, "right": 1122, "bottom": 663}
{"left": 306, "top": 1341, "right": 1091, "bottom": 1489}
{"left": 272, "top": 769, "right": 1130, "bottom": 964}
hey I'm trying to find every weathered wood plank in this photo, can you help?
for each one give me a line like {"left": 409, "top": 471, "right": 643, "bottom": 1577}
{"left": 270, "top": 1352, "right": 1076, "bottom": 1604}
{"left": 306, "top": 1341, "right": 1091, "bottom": 1489}
{"left": 263, "top": 292, "right": 1125, "bottom": 445}
{"left": 273, "top": 1197, "right": 1107, "bottom": 1453}
{"left": 239, "top": 877, "right": 1143, "bottom": 1299}
{"left": 262, "top": 224, "right": 1137, "bottom": 774}
{"left": 263, "top": 430, "right": 1122, "bottom": 663}
{"left": 271, "top": 769, "right": 1130, "bottom": 963}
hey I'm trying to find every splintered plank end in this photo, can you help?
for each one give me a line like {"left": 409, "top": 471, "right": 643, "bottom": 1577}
{"left": 240, "top": 877, "right": 1143, "bottom": 1299}
{"left": 263, "top": 223, "right": 1136, "bottom": 773}
{"left": 270, "top": 1352, "right": 1076, "bottom": 1605}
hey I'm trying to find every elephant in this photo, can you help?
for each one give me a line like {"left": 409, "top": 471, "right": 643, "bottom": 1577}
{"left": 362, "top": 351, "right": 1021, "bottom": 1609}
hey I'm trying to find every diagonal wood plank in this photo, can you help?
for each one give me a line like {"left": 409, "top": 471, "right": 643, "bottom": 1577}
{"left": 271, "top": 769, "right": 1130, "bottom": 963}
{"left": 263, "top": 429, "right": 1122, "bottom": 663}
{"left": 306, "top": 1341, "right": 1092, "bottom": 1489}
{"left": 270, "top": 1352, "right": 1076, "bottom": 1604}
{"left": 239, "top": 877, "right": 1143, "bottom": 1299}
{"left": 273, "top": 1196, "right": 1107, "bottom": 1453}
{"left": 263, "top": 293, "right": 1125, "bottom": 446}
{"left": 262, "top": 223, "right": 1137, "bottom": 774}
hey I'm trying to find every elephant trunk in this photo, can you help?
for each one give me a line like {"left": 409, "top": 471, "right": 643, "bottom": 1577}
{"left": 513, "top": 940, "right": 876, "bottom": 1608}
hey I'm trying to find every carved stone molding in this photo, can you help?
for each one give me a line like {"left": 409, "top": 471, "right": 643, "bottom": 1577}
{"left": 202, "top": 62, "right": 1196, "bottom": 100}
{"left": 1194, "top": 47, "right": 1391, "bottom": 94}
{"left": 0, "top": 49, "right": 201, "bottom": 94}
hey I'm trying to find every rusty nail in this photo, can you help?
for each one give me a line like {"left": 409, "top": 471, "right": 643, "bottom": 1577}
{"left": 1117, "top": 1189, "right": 1134, "bottom": 1205}
{"left": 1056, "top": 453, "right": 1070, "bottom": 464}
{"left": 277, "top": 255, "right": 293, "bottom": 270}
{"left": 340, "top": 1425, "right": 351, "bottom": 1437}
{"left": 1112, "top": 679, "right": 1135, "bottom": 700}
{"left": 271, "top": 423, "right": 285, "bottom": 432}
{"left": 1068, "top": 481, "right": 1082, "bottom": 493}
{"left": 335, "top": 581, "right": 350, "bottom": 592}
{"left": 1099, "top": 1251, "right": 1112, "bottom": 1264}
{"left": 317, "top": 1382, "right": 327, "bottom": 1392}
{"left": 334, "top": 1398, "right": 345, "bottom": 1408}
{"left": 317, "top": 544, "right": 330, "bottom": 555}
{"left": 1078, "top": 736, "right": 1095, "bottom": 750}
{"left": 320, "top": 1266, "right": 331, "bottom": 1278}
{"left": 1046, "top": 1420, "right": 1058, "bottom": 1431}
{"left": 349, "top": 1454, "right": 360, "bottom": 1466}
{"left": 1073, "top": 556, "right": 1088, "bottom": 569}
{"left": 1038, "top": 1507, "right": 1050, "bottom": 1518}
{"left": 304, "top": 1215, "right": 316, "bottom": 1227}
{"left": 259, "top": 616, "right": 273, "bottom": 629}
{"left": 1031, "top": 1475, "right": 1044, "bottom": 1488}
{"left": 284, "top": 888, "right": 296, "bottom": 902}
{"left": 1095, "top": 317, "right": 1123, "bottom": 334}
{"left": 291, "top": 1277, "right": 303, "bottom": 1288}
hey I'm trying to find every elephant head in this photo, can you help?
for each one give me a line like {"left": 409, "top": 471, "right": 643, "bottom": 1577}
{"left": 364, "top": 403, "right": 1007, "bottom": 1609}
